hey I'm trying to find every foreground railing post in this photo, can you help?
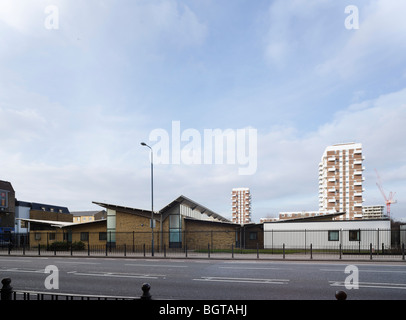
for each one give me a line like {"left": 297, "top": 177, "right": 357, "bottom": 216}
{"left": 283, "top": 244, "right": 285, "bottom": 259}
{"left": 140, "top": 283, "right": 152, "bottom": 300}
{"left": 1, "top": 278, "right": 13, "bottom": 301}
{"left": 370, "top": 243, "right": 373, "bottom": 260}
{"left": 335, "top": 290, "right": 347, "bottom": 300}
{"left": 339, "top": 244, "right": 342, "bottom": 260}
{"left": 310, "top": 243, "right": 313, "bottom": 260}
{"left": 402, "top": 243, "right": 405, "bottom": 261}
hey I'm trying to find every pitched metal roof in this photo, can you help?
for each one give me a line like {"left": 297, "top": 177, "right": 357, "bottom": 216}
{"left": 92, "top": 201, "right": 159, "bottom": 219}
{"left": 16, "top": 218, "right": 106, "bottom": 228}
{"left": 264, "top": 211, "right": 347, "bottom": 223}
{"left": 159, "top": 195, "right": 230, "bottom": 222}
{"left": 93, "top": 195, "right": 230, "bottom": 223}
{"left": 16, "top": 218, "right": 73, "bottom": 228}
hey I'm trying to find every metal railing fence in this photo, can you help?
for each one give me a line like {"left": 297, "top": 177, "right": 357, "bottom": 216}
{"left": 0, "top": 278, "right": 152, "bottom": 300}
{"left": 0, "top": 229, "right": 405, "bottom": 260}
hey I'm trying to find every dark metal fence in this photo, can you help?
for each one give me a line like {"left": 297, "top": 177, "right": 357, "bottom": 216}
{"left": 0, "top": 278, "right": 152, "bottom": 301}
{"left": 0, "top": 229, "right": 405, "bottom": 260}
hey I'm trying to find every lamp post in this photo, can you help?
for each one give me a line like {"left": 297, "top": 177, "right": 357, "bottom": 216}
{"left": 141, "top": 142, "right": 154, "bottom": 256}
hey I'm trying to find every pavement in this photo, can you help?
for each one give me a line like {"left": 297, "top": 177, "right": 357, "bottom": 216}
{"left": 1, "top": 247, "right": 406, "bottom": 263}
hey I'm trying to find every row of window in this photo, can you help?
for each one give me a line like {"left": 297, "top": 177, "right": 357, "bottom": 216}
{"left": 328, "top": 230, "right": 360, "bottom": 241}
{"left": 35, "top": 232, "right": 107, "bottom": 241}
{"left": 73, "top": 216, "right": 94, "bottom": 222}
{"left": 42, "top": 208, "right": 64, "bottom": 213}
{"left": 34, "top": 230, "right": 361, "bottom": 243}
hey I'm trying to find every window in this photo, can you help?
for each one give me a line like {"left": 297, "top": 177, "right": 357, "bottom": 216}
{"left": 99, "top": 232, "right": 107, "bottom": 241}
{"left": 169, "top": 214, "right": 182, "bottom": 248}
{"left": 0, "top": 190, "right": 8, "bottom": 208}
{"left": 35, "top": 233, "right": 41, "bottom": 240}
{"left": 349, "top": 230, "right": 360, "bottom": 241}
{"left": 169, "top": 215, "right": 181, "bottom": 228}
{"left": 80, "top": 232, "right": 89, "bottom": 241}
{"left": 63, "top": 232, "right": 72, "bottom": 242}
{"left": 49, "top": 233, "right": 56, "bottom": 240}
{"left": 170, "top": 231, "right": 181, "bottom": 243}
{"left": 249, "top": 232, "right": 257, "bottom": 240}
{"left": 328, "top": 230, "right": 339, "bottom": 241}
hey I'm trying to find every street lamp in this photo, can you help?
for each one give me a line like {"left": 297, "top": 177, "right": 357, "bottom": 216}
{"left": 141, "top": 142, "right": 154, "bottom": 256}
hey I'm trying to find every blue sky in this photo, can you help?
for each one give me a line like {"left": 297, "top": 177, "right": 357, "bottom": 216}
{"left": 1, "top": 0, "right": 405, "bottom": 222}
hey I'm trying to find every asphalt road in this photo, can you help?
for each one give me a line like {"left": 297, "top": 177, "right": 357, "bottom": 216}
{"left": 1, "top": 256, "right": 406, "bottom": 300}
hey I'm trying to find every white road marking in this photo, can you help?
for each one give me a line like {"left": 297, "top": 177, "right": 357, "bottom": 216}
{"left": 219, "top": 266, "right": 282, "bottom": 270}
{"left": 1, "top": 268, "right": 46, "bottom": 273}
{"left": 53, "top": 261, "right": 100, "bottom": 265}
{"left": 329, "top": 280, "right": 406, "bottom": 290}
{"left": 321, "top": 268, "right": 406, "bottom": 274}
{"left": 125, "top": 263, "right": 187, "bottom": 268}
{"left": 67, "top": 270, "right": 165, "bottom": 279}
{"left": 193, "top": 276, "right": 289, "bottom": 285}
{"left": 0, "top": 259, "right": 32, "bottom": 263}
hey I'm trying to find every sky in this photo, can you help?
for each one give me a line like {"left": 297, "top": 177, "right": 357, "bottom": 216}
{"left": 1, "top": 0, "right": 405, "bottom": 222}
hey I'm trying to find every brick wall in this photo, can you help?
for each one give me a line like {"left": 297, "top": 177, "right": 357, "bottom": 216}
{"left": 29, "top": 221, "right": 107, "bottom": 247}
{"left": 115, "top": 211, "right": 163, "bottom": 249}
{"left": 184, "top": 219, "right": 237, "bottom": 249}
{"left": 0, "top": 181, "right": 15, "bottom": 228}
{"left": 30, "top": 210, "right": 73, "bottom": 222}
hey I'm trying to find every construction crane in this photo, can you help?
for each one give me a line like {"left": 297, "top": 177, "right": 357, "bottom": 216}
{"left": 375, "top": 169, "right": 397, "bottom": 218}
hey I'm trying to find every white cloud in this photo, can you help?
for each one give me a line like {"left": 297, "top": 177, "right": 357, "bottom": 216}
{"left": 1, "top": 1, "right": 404, "bottom": 222}
{"left": 0, "top": 0, "right": 43, "bottom": 34}
{"left": 131, "top": 87, "right": 406, "bottom": 220}
{"left": 316, "top": 0, "right": 406, "bottom": 79}
{"left": 2, "top": 85, "right": 405, "bottom": 220}
{"left": 0, "top": 0, "right": 207, "bottom": 58}
{"left": 263, "top": 0, "right": 336, "bottom": 67}
{"left": 251, "top": 87, "right": 406, "bottom": 219}
{"left": 135, "top": 0, "right": 208, "bottom": 48}
{"left": 263, "top": 0, "right": 406, "bottom": 87}
{"left": 0, "top": 81, "right": 148, "bottom": 209}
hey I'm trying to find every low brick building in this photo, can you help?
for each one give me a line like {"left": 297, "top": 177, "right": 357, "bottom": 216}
{"left": 93, "top": 195, "right": 238, "bottom": 251}
{"left": 0, "top": 180, "right": 16, "bottom": 235}
{"left": 22, "top": 219, "right": 107, "bottom": 248}
{"left": 18, "top": 195, "right": 265, "bottom": 251}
